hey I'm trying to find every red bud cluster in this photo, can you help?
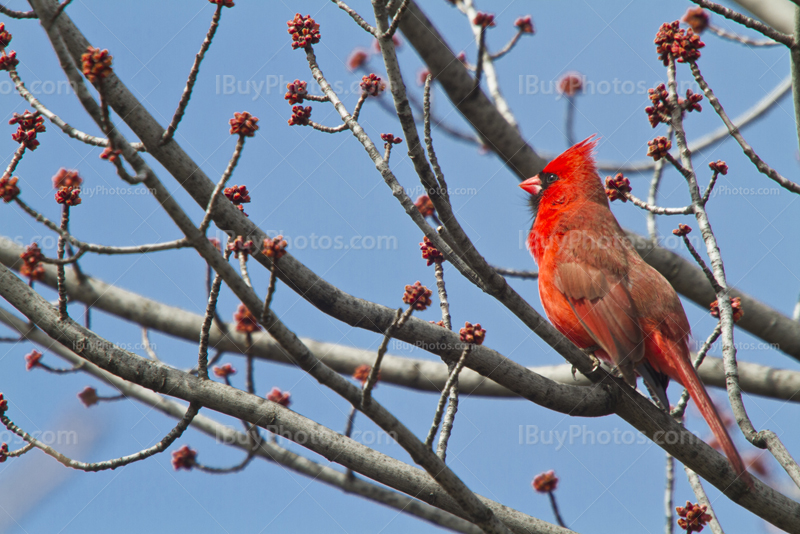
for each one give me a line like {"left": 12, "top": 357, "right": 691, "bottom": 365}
{"left": 514, "top": 16, "right": 534, "bottom": 34}
{"left": 532, "top": 470, "right": 559, "bottom": 493}
{"left": 415, "top": 195, "right": 435, "bottom": 217}
{"left": 284, "top": 79, "right": 308, "bottom": 105}
{"left": 0, "top": 176, "right": 19, "bottom": 202}
{"left": 288, "top": 105, "right": 312, "bottom": 126}
{"left": 459, "top": 322, "right": 486, "bottom": 345}
{"left": 708, "top": 160, "right": 728, "bottom": 175}
{"left": 78, "top": 386, "right": 99, "bottom": 407}
{"left": 81, "top": 47, "right": 113, "bottom": 83}
{"left": 672, "top": 224, "right": 692, "bottom": 237}
{"left": 403, "top": 281, "right": 432, "bottom": 311}
{"left": 420, "top": 236, "right": 444, "bottom": 266}
{"left": 676, "top": 501, "right": 712, "bottom": 532}
{"left": 288, "top": 14, "right": 320, "bottom": 50}
{"left": 0, "top": 51, "right": 19, "bottom": 71}
{"left": 473, "top": 12, "right": 495, "bottom": 28}
{"left": 20, "top": 243, "right": 44, "bottom": 281}
{"left": 267, "top": 387, "right": 291, "bottom": 407}
{"left": 24, "top": 350, "right": 42, "bottom": 371}
{"left": 604, "top": 173, "right": 631, "bottom": 202}
{"left": 710, "top": 297, "right": 743, "bottom": 323}
{"left": 224, "top": 185, "right": 250, "bottom": 205}
{"left": 557, "top": 72, "right": 583, "bottom": 97}
{"left": 229, "top": 111, "right": 259, "bottom": 137}
{"left": 655, "top": 21, "right": 704, "bottom": 65}
{"left": 263, "top": 235, "right": 288, "bottom": 261}
{"left": 380, "top": 133, "right": 402, "bottom": 145}
{"left": 646, "top": 136, "right": 672, "bottom": 161}
{"left": 213, "top": 363, "right": 237, "bottom": 378}
{"left": 360, "top": 73, "right": 385, "bottom": 97}
{"left": 234, "top": 303, "right": 261, "bottom": 333}
{"left": 228, "top": 236, "right": 255, "bottom": 259}
{"left": 171, "top": 445, "right": 197, "bottom": 470}
{"left": 682, "top": 7, "right": 709, "bottom": 34}
{"left": 0, "top": 23, "right": 12, "bottom": 49}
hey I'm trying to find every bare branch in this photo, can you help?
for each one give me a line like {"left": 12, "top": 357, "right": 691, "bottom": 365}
{"left": 1, "top": 403, "right": 199, "bottom": 472}
{"left": 690, "top": 61, "right": 800, "bottom": 194}
{"left": 161, "top": 3, "right": 224, "bottom": 144}
{"left": 688, "top": 0, "right": 793, "bottom": 46}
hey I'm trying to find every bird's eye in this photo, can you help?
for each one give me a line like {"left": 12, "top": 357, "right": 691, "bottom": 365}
{"left": 546, "top": 173, "right": 559, "bottom": 184}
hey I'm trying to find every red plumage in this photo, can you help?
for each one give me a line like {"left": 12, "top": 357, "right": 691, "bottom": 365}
{"left": 520, "top": 136, "right": 749, "bottom": 482}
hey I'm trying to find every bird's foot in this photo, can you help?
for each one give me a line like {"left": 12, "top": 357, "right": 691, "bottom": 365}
{"left": 581, "top": 345, "right": 602, "bottom": 371}
{"left": 572, "top": 345, "right": 602, "bottom": 379}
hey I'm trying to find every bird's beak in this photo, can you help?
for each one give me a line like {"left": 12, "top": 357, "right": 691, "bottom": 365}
{"left": 519, "top": 175, "right": 542, "bottom": 196}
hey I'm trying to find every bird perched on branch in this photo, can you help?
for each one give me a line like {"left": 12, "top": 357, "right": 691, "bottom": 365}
{"left": 519, "top": 136, "right": 748, "bottom": 483}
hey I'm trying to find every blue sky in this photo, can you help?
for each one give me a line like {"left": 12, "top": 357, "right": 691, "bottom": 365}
{"left": 1, "top": 1, "right": 799, "bottom": 532}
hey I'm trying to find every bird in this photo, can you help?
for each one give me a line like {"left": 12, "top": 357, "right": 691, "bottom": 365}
{"left": 519, "top": 135, "right": 748, "bottom": 482}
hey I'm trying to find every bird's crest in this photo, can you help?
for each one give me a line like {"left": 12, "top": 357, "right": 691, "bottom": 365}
{"left": 542, "top": 135, "right": 599, "bottom": 179}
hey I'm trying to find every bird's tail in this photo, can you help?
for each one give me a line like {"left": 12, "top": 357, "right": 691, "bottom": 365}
{"left": 672, "top": 348, "right": 751, "bottom": 485}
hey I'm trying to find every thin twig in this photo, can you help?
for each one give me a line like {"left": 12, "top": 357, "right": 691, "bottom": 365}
{"left": 309, "top": 93, "right": 368, "bottom": 133}
{"left": 15, "top": 198, "right": 188, "bottom": 254}
{"left": 50, "top": 0, "right": 71, "bottom": 22}
{"left": 547, "top": 491, "right": 566, "bottom": 528}
{"left": 647, "top": 126, "right": 673, "bottom": 241}
{"left": 56, "top": 204, "right": 69, "bottom": 321}
{"left": 596, "top": 77, "right": 791, "bottom": 174}
{"left": 382, "top": 0, "right": 409, "bottom": 38}
{"left": 199, "top": 135, "right": 246, "bottom": 234}
{"left": 624, "top": 192, "right": 693, "bottom": 215}
{"left": 472, "top": 24, "right": 487, "bottom": 94}
{"left": 490, "top": 266, "right": 538, "bottom": 280}
{"left": 362, "top": 307, "right": 412, "bottom": 407}
{"left": 425, "top": 347, "right": 469, "bottom": 449}
{"left": 262, "top": 262, "right": 279, "bottom": 321}
{"left": 5, "top": 442, "right": 35, "bottom": 458}
{"left": 690, "top": 61, "right": 800, "bottom": 194}
{"left": 423, "top": 75, "right": 450, "bottom": 202}
{"left": 700, "top": 166, "right": 722, "bottom": 206}
{"left": 1, "top": 144, "right": 25, "bottom": 182}
{"left": 9, "top": 68, "right": 144, "bottom": 151}
{"left": 708, "top": 24, "right": 780, "bottom": 47}
{"left": 198, "top": 249, "right": 231, "bottom": 380}
{"left": 564, "top": 95, "right": 576, "bottom": 147}
{"left": 238, "top": 253, "right": 252, "bottom": 288}
{"left": 0, "top": 5, "right": 37, "bottom": 18}
{"left": 434, "top": 262, "right": 451, "bottom": 330}
{"left": 684, "top": 467, "right": 726, "bottom": 534}
{"left": 490, "top": 30, "right": 523, "bottom": 60}
{"left": 792, "top": 6, "right": 800, "bottom": 157}
{"left": 330, "top": 0, "right": 376, "bottom": 36}
{"left": 460, "top": 0, "right": 518, "bottom": 129}
{"left": 665, "top": 54, "right": 800, "bottom": 487}
{"left": 141, "top": 328, "right": 160, "bottom": 361}
{"left": 161, "top": 3, "right": 224, "bottom": 144}
{"left": 0, "top": 403, "right": 199, "bottom": 471}
{"left": 688, "top": 0, "right": 793, "bottom": 46}
{"left": 665, "top": 453, "right": 674, "bottom": 534}
{"left": 36, "top": 361, "right": 81, "bottom": 374}
{"left": 679, "top": 234, "right": 723, "bottom": 294}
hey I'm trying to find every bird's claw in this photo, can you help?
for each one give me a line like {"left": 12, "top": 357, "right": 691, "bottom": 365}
{"left": 581, "top": 345, "right": 602, "bottom": 372}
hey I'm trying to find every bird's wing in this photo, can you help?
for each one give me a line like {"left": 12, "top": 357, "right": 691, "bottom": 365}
{"left": 553, "top": 231, "right": 645, "bottom": 381}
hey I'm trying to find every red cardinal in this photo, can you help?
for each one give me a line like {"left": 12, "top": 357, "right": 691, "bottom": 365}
{"left": 520, "top": 136, "right": 748, "bottom": 482}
